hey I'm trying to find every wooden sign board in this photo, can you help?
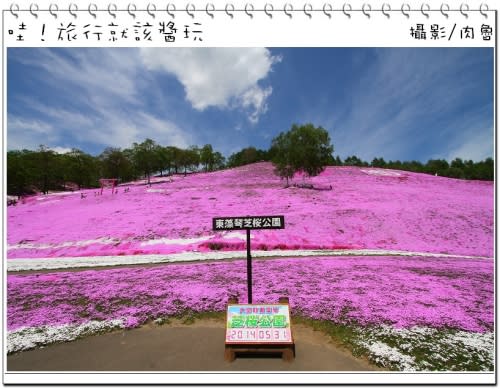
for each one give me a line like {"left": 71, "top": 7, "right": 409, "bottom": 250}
{"left": 213, "top": 215, "right": 285, "bottom": 231}
{"left": 225, "top": 304, "right": 293, "bottom": 344}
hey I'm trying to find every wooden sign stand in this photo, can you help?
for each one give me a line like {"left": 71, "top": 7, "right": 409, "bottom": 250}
{"left": 214, "top": 216, "right": 293, "bottom": 362}
{"left": 224, "top": 296, "right": 295, "bottom": 362}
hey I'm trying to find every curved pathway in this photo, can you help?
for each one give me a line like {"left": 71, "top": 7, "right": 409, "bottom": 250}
{"left": 7, "top": 248, "right": 492, "bottom": 272}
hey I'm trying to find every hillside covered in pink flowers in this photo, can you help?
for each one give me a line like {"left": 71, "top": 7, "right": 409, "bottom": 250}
{"left": 7, "top": 163, "right": 493, "bottom": 260}
{"left": 7, "top": 163, "right": 495, "bottom": 370}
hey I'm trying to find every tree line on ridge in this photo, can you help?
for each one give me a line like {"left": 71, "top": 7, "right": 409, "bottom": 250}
{"left": 7, "top": 124, "right": 494, "bottom": 197}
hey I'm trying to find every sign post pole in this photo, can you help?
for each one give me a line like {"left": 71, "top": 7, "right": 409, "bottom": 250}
{"left": 213, "top": 215, "right": 293, "bottom": 361}
{"left": 246, "top": 228, "right": 252, "bottom": 304}
{"left": 213, "top": 215, "right": 284, "bottom": 305}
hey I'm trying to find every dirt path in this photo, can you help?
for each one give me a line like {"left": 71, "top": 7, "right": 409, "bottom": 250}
{"left": 7, "top": 319, "right": 382, "bottom": 371}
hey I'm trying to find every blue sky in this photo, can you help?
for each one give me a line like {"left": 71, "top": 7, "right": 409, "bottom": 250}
{"left": 7, "top": 47, "right": 494, "bottom": 162}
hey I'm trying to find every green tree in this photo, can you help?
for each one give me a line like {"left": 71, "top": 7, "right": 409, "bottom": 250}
{"left": 227, "top": 147, "right": 269, "bottom": 168}
{"left": 271, "top": 123, "right": 334, "bottom": 185}
{"left": 425, "top": 159, "right": 449, "bottom": 176}
{"left": 123, "top": 147, "right": 141, "bottom": 180}
{"left": 371, "top": 157, "right": 387, "bottom": 168}
{"left": 176, "top": 147, "right": 200, "bottom": 176}
{"left": 100, "top": 147, "right": 135, "bottom": 182}
{"left": 212, "top": 151, "right": 226, "bottom": 170}
{"left": 187, "top": 145, "right": 200, "bottom": 173}
{"left": 200, "top": 144, "right": 215, "bottom": 172}
{"left": 132, "top": 139, "right": 160, "bottom": 185}
{"left": 65, "top": 148, "right": 98, "bottom": 189}
{"left": 462, "top": 159, "right": 475, "bottom": 179}
{"left": 344, "top": 155, "right": 364, "bottom": 167}
{"left": 290, "top": 124, "right": 334, "bottom": 177}
{"left": 332, "top": 156, "right": 343, "bottom": 166}
{"left": 164, "top": 146, "right": 183, "bottom": 174}
{"left": 270, "top": 131, "right": 295, "bottom": 186}
{"left": 177, "top": 149, "right": 189, "bottom": 175}
{"left": 451, "top": 158, "right": 465, "bottom": 170}
{"left": 446, "top": 167, "right": 466, "bottom": 179}
{"left": 156, "top": 146, "right": 172, "bottom": 177}
{"left": 473, "top": 158, "right": 494, "bottom": 180}
{"left": 405, "top": 160, "right": 424, "bottom": 173}
{"left": 34, "top": 145, "right": 57, "bottom": 194}
{"left": 7, "top": 150, "right": 33, "bottom": 197}
{"left": 387, "top": 160, "right": 403, "bottom": 170}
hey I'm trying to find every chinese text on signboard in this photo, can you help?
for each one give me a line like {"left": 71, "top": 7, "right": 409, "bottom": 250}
{"left": 213, "top": 216, "right": 285, "bottom": 231}
{"left": 226, "top": 304, "right": 293, "bottom": 344}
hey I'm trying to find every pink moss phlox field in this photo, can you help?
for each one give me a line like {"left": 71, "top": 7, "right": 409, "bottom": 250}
{"left": 8, "top": 256, "right": 493, "bottom": 333}
{"left": 7, "top": 163, "right": 493, "bottom": 259}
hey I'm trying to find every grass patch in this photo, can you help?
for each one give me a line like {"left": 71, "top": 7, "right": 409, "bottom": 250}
{"left": 153, "top": 317, "right": 171, "bottom": 326}
{"left": 289, "top": 316, "right": 493, "bottom": 371}
{"left": 291, "top": 316, "right": 371, "bottom": 360}
{"left": 153, "top": 310, "right": 226, "bottom": 326}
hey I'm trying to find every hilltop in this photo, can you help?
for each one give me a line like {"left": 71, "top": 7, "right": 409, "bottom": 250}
{"left": 7, "top": 162, "right": 493, "bottom": 259}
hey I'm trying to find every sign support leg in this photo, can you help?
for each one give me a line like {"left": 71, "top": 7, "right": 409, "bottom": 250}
{"left": 246, "top": 228, "right": 252, "bottom": 304}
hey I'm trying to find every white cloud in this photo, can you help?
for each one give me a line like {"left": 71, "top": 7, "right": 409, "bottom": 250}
{"left": 22, "top": 99, "right": 96, "bottom": 128}
{"left": 446, "top": 133, "right": 493, "bottom": 162}
{"left": 9, "top": 48, "right": 281, "bottom": 154}
{"left": 9, "top": 49, "right": 193, "bottom": 152}
{"left": 8, "top": 116, "right": 76, "bottom": 153}
{"left": 135, "top": 112, "right": 192, "bottom": 149}
{"left": 17, "top": 49, "right": 142, "bottom": 107}
{"left": 71, "top": 109, "right": 191, "bottom": 151}
{"left": 7, "top": 116, "right": 58, "bottom": 150}
{"left": 8, "top": 117, "right": 54, "bottom": 135}
{"left": 240, "top": 86, "right": 273, "bottom": 124}
{"left": 442, "top": 106, "right": 494, "bottom": 162}
{"left": 140, "top": 48, "right": 280, "bottom": 123}
{"left": 50, "top": 146, "right": 73, "bottom": 154}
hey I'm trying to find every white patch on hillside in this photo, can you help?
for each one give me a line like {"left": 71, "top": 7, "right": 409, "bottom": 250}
{"left": 361, "top": 169, "right": 401, "bottom": 177}
{"left": 223, "top": 232, "right": 247, "bottom": 240}
{"left": 8, "top": 237, "right": 119, "bottom": 250}
{"left": 50, "top": 192, "right": 79, "bottom": 196}
{"left": 140, "top": 236, "right": 213, "bottom": 246}
{"left": 38, "top": 200, "right": 61, "bottom": 206}
{"left": 8, "top": 233, "right": 246, "bottom": 251}
{"left": 146, "top": 189, "right": 166, "bottom": 193}
{"left": 7, "top": 319, "right": 125, "bottom": 354}
{"left": 38, "top": 191, "right": 80, "bottom": 198}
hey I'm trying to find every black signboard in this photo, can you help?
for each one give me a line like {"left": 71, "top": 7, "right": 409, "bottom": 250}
{"left": 213, "top": 215, "right": 285, "bottom": 231}
{"left": 212, "top": 215, "right": 285, "bottom": 304}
